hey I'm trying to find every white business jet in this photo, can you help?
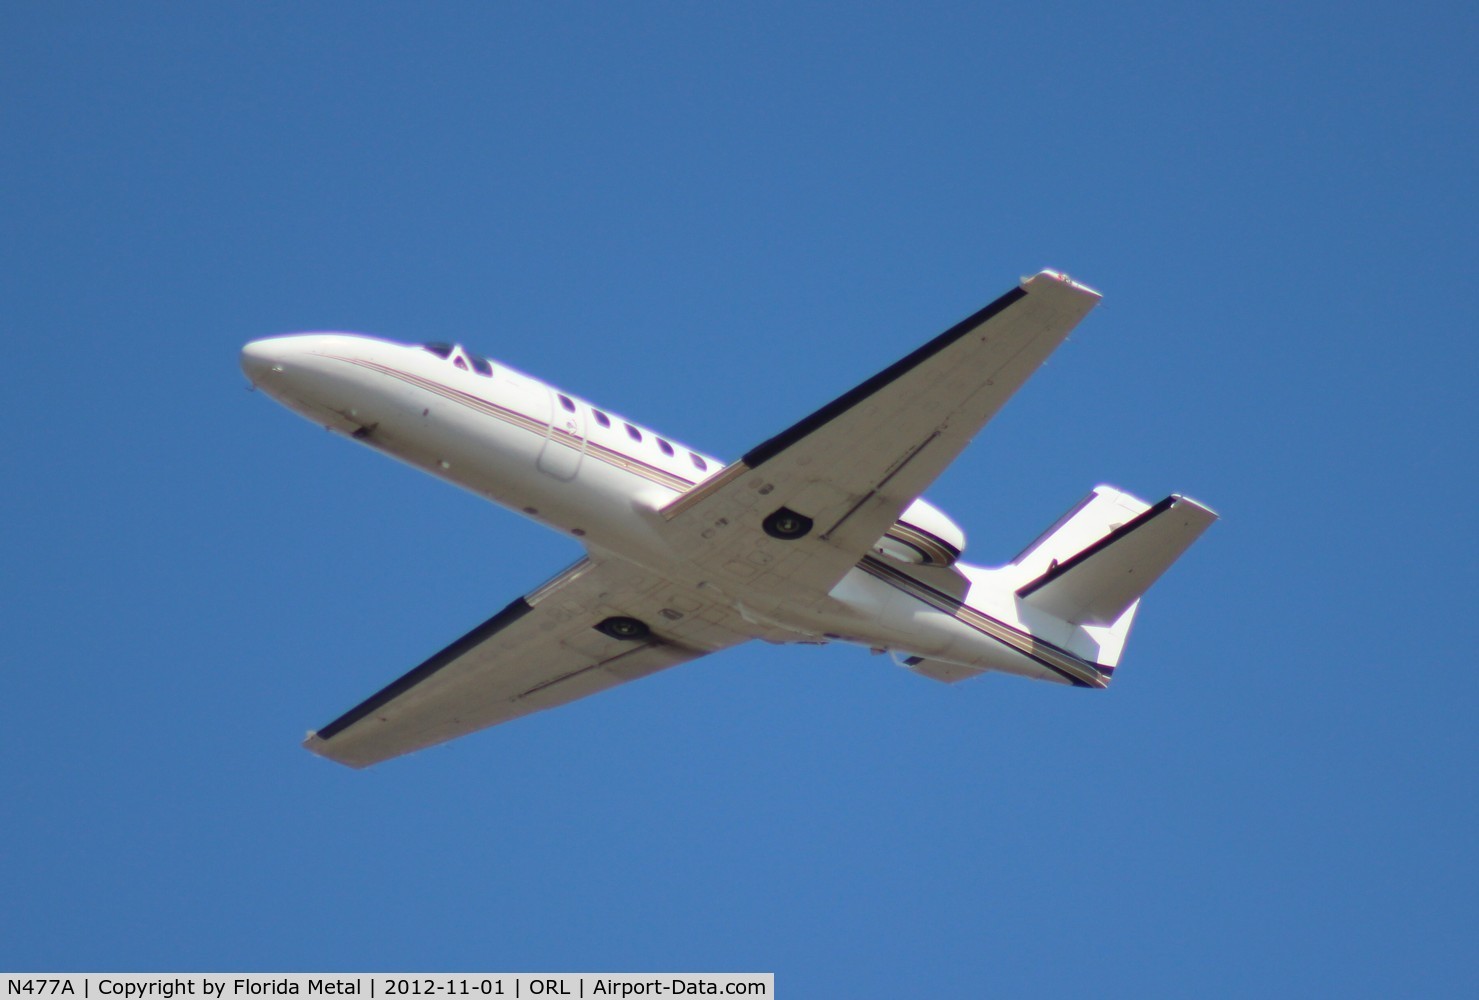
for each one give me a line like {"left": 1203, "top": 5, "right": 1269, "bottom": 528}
{"left": 242, "top": 270, "right": 1215, "bottom": 768}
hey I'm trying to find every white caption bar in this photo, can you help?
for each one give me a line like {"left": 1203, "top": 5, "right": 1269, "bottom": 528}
{"left": 4, "top": 976, "right": 772, "bottom": 1000}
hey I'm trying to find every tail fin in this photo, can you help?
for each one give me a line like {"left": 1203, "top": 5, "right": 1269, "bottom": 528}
{"left": 1012, "top": 486, "right": 1217, "bottom": 627}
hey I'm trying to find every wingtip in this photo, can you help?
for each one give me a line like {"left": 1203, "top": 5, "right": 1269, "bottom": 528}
{"left": 302, "top": 731, "right": 369, "bottom": 769}
{"left": 1023, "top": 269, "right": 1103, "bottom": 300}
{"left": 1170, "top": 494, "right": 1221, "bottom": 523}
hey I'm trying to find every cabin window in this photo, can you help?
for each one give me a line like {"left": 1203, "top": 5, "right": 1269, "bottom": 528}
{"left": 593, "top": 410, "right": 611, "bottom": 428}
{"left": 558, "top": 394, "right": 576, "bottom": 413}
{"left": 690, "top": 453, "right": 708, "bottom": 471}
{"left": 471, "top": 355, "right": 493, "bottom": 377}
{"left": 625, "top": 423, "right": 642, "bottom": 442}
{"left": 657, "top": 438, "right": 674, "bottom": 457}
{"left": 422, "top": 342, "right": 454, "bottom": 359}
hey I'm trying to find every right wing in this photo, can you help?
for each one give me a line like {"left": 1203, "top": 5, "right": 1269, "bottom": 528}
{"left": 657, "top": 271, "right": 1102, "bottom": 607}
{"left": 304, "top": 555, "right": 754, "bottom": 768}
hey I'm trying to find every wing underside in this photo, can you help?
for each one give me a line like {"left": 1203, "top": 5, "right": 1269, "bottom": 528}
{"left": 304, "top": 557, "right": 751, "bottom": 768}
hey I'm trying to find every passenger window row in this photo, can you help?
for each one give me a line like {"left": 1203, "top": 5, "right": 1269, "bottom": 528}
{"left": 567, "top": 397, "right": 707, "bottom": 471}
{"left": 422, "top": 343, "right": 710, "bottom": 472}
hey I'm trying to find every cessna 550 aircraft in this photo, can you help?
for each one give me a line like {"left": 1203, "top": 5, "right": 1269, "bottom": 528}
{"left": 242, "top": 270, "right": 1215, "bottom": 768}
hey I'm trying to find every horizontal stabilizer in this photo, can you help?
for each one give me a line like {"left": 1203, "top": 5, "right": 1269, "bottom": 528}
{"left": 1016, "top": 492, "right": 1217, "bottom": 626}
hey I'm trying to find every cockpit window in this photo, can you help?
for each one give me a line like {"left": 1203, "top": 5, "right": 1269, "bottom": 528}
{"left": 470, "top": 355, "right": 493, "bottom": 376}
{"left": 422, "top": 342, "right": 454, "bottom": 359}
{"left": 453, "top": 355, "right": 468, "bottom": 370}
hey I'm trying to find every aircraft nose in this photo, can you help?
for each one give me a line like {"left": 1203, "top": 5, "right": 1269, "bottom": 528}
{"left": 240, "top": 338, "right": 289, "bottom": 385}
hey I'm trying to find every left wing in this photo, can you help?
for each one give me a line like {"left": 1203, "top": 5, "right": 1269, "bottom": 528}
{"left": 304, "top": 555, "right": 752, "bottom": 768}
{"left": 657, "top": 271, "right": 1101, "bottom": 609}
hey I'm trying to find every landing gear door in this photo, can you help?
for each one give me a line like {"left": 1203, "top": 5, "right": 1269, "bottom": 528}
{"left": 538, "top": 388, "right": 586, "bottom": 481}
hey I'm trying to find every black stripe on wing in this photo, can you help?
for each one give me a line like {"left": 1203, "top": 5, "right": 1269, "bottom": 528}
{"left": 314, "top": 597, "right": 535, "bottom": 741}
{"left": 741, "top": 285, "right": 1028, "bottom": 469}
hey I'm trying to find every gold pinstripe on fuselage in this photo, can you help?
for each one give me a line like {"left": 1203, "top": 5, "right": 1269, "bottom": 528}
{"left": 328, "top": 355, "right": 700, "bottom": 493}
{"left": 857, "top": 556, "right": 1110, "bottom": 688}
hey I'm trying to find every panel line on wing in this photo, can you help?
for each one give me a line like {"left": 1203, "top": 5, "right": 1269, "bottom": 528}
{"left": 515, "top": 641, "right": 665, "bottom": 701}
{"left": 819, "top": 430, "right": 941, "bottom": 541}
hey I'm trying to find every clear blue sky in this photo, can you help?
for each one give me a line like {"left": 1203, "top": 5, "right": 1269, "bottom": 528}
{"left": 3, "top": 2, "right": 1476, "bottom": 995}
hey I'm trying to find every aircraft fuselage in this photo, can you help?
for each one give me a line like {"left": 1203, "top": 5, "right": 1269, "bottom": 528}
{"left": 241, "top": 333, "right": 1106, "bottom": 686}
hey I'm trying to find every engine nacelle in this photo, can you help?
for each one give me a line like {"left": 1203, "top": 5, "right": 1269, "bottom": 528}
{"left": 874, "top": 498, "right": 966, "bottom": 567}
